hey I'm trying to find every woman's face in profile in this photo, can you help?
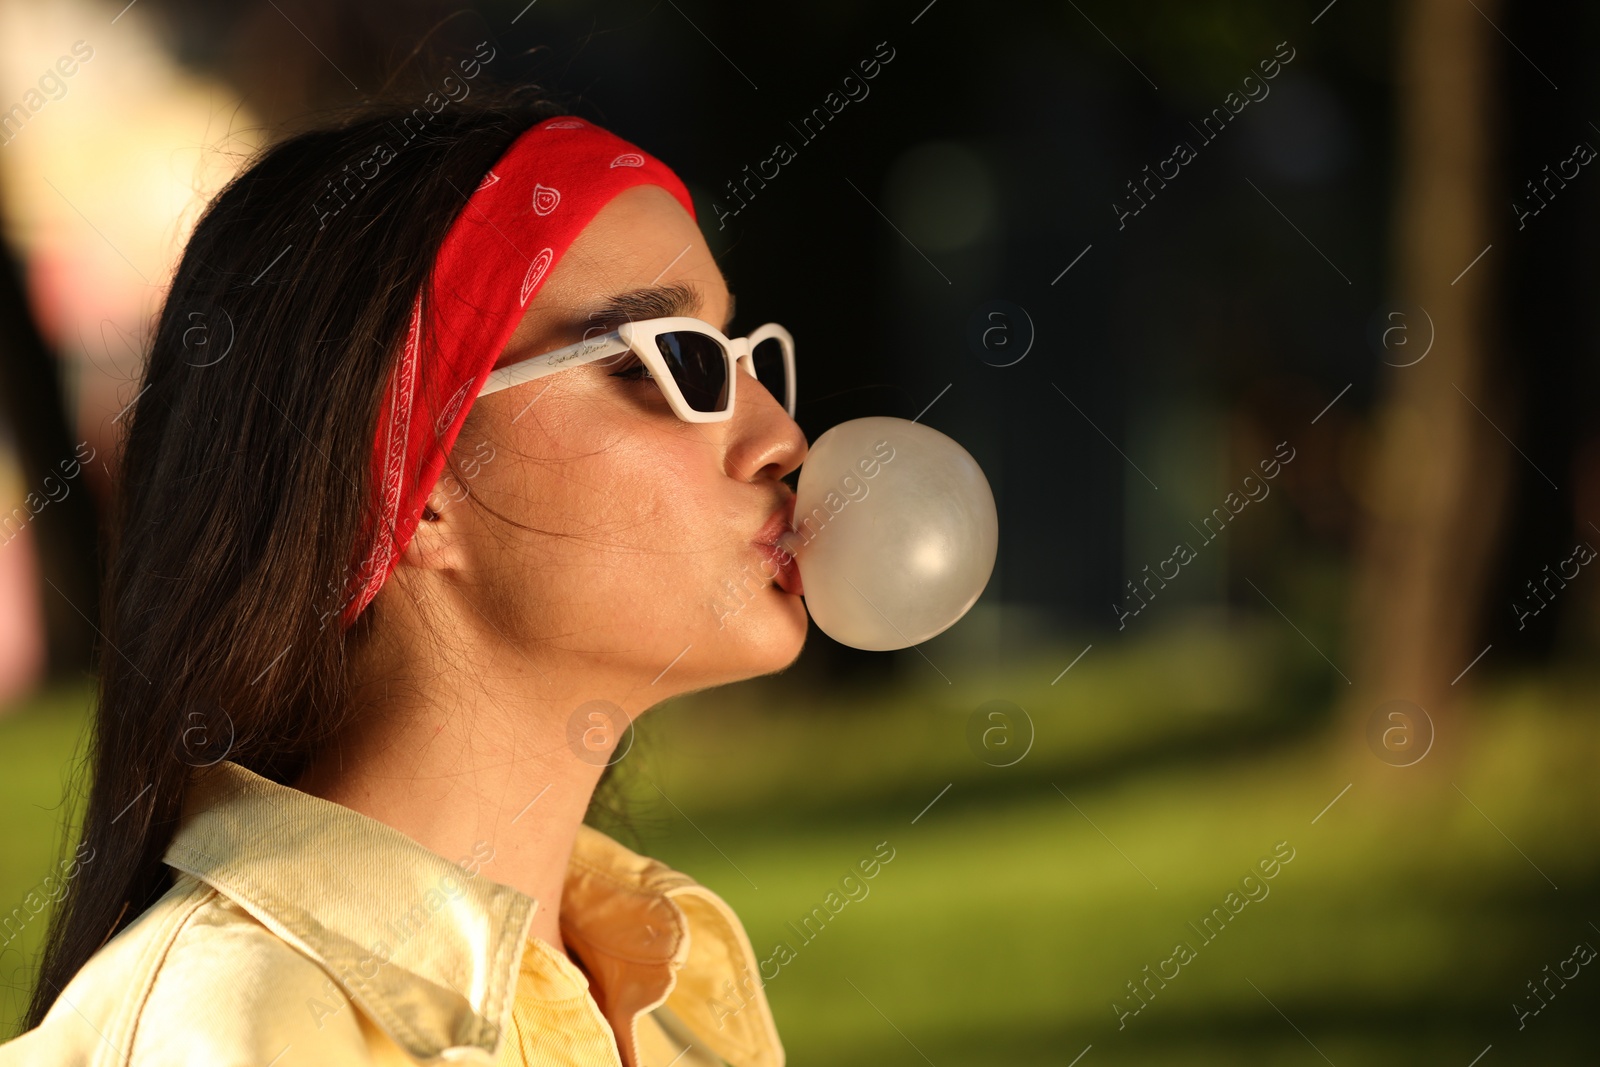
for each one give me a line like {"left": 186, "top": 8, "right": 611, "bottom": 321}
{"left": 421, "top": 184, "right": 809, "bottom": 695}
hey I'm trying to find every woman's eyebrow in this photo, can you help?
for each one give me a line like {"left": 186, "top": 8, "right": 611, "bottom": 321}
{"left": 581, "top": 283, "right": 736, "bottom": 333}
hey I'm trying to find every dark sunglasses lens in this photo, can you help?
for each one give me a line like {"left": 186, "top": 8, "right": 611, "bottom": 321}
{"left": 654, "top": 331, "right": 729, "bottom": 412}
{"left": 752, "top": 338, "right": 790, "bottom": 410}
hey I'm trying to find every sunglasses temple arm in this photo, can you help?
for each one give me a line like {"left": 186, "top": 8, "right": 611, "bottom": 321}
{"left": 478, "top": 335, "right": 630, "bottom": 396}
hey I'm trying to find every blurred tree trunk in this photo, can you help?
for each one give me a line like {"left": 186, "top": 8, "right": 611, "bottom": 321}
{"left": 1345, "top": 0, "right": 1510, "bottom": 719}
{"left": 0, "top": 193, "right": 101, "bottom": 683}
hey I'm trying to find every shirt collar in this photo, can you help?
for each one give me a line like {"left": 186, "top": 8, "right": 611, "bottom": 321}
{"left": 161, "top": 761, "right": 781, "bottom": 1067}
{"left": 563, "top": 821, "right": 783, "bottom": 1067}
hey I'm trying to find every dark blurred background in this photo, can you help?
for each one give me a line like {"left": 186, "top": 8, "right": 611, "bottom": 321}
{"left": 1, "top": 0, "right": 1597, "bottom": 1062}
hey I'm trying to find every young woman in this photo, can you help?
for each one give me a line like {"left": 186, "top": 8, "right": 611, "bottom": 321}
{"left": 5, "top": 79, "right": 803, "bottom": 1066}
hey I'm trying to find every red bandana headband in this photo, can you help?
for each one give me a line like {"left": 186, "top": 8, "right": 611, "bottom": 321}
{"left": 338, "top": 115, "right": 697, "bottom": 628}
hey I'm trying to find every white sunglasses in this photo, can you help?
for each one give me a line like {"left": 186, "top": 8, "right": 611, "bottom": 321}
{"left": 478, "top": 316, "right": 796, "bottom": 423}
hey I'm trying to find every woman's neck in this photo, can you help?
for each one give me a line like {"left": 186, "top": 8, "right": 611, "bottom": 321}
{"left": 295, "top": 621, "right": 622, "bottom": 954}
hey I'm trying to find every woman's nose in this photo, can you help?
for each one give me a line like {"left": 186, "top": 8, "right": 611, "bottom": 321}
{"left": 725, "top": 372, "right": 806, "bottom": 482}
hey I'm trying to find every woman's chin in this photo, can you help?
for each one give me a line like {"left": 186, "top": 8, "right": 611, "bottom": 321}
{"left": 770, "top": 591, "right": 810, "bottom": 662}
{"left": 713, "top": 590, "right": 809, "bottom": 678}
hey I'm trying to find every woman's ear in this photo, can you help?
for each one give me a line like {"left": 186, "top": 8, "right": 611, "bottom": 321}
{"left": 399, "top": 476, "right": 468, "bottom": 573}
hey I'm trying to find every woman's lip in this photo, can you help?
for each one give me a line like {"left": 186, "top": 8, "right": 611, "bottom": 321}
{"left": 753, "top": 496, "right": 803, "bottom": 595}
{"left": 752, "top": 496, "right": 797, "bottom": 548}
{"left": 758, "top": 542, "right": 804, "bottom": 596}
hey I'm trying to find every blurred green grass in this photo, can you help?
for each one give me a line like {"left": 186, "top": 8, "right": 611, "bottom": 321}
{"left": 4, "top": 626, "right": 1598, "bottom": 1063}
{"left": 0, "top": 681, "right": 92, "bottom": 1037}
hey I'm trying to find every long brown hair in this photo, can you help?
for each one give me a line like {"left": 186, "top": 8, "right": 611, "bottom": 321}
{"left": 24, "top": 79, "right": 591, "bottom": 1028}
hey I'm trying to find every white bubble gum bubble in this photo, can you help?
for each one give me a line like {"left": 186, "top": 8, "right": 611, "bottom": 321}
{"left": 783, "top": 416, "right": 998, "bottom": 651}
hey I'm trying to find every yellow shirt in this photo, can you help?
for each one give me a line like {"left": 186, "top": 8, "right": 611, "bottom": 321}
{"left": 0, "top": 761, "right": 784, "bottom": 1067}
